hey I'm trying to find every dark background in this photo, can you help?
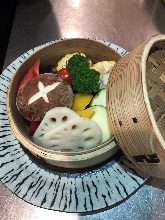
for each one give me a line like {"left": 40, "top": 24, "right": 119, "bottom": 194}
{"left": 0, "top": 1, "right": 18, "bottom": 71}
{"left": 1, "top": 0, "right": 165, "bottom": 72}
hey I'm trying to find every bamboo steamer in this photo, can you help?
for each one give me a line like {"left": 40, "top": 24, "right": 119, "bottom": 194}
{"left": 107, "top": 35, "right": 165, "bottom": 178}
{"left": 7, "top": 36, "right": 165, "bottom": 175}
{"left": 7, "top": 39, "right": 120, "bottom": 169}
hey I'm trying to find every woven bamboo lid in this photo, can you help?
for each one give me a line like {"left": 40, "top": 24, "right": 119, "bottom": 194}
{"left": 107, "top": 35, "right": 165, "bottom": 178}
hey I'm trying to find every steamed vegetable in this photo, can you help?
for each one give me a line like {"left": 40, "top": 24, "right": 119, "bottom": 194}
{"left": 19, "top": 58, "right": 40, "bottom": 88}
{"left": 67, "top": 54, "right": 100, "bottom": 93}
{"left": 92, "top": 61, "right": 115, "bottom": 88}
{"left": 92, "top": 61, "right": 115, "bottom": 75}
{"left": 33, "top": 107, "right": 79, "bottom": 138}
{"left": 77, "top": 108, "right": 95, "bottom": 118}
{"left": 72, "top": 93, "right": 94, "bottom": 118}
{"left": 56, "top": 53, "right": 86, "bottom": 71}
{"left": 90, "top": 89, "right": 107, "bottom": 107}
{"left": 19, "top": 58, "right": 41, "bottom": 135}
{"left": 33, "top": 107, "right": 102, "bottom": 151}
{"left": 89, "top": 105, "right": 113, "bottom": 143}
{"left": 28, "top": 121, "right": 40, "bottom": 136}
{"left": 57, "top": 68, "right": 72, "bottom": 84}
{"left": 72, "top": 93, "right": 93, "bottom": 111}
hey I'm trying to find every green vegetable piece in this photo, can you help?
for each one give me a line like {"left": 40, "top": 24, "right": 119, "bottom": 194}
{"left": 90, "top": 88, "right": 107, "bottom": 107}
{"left": 67, "top": 54, "right": 100, "bottom": 93}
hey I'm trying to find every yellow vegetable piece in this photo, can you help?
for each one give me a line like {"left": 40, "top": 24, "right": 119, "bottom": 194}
{"left": 72, "top": 93, "right": 93, "bottom": 111}
{"left": 56, "top": 53, "right": 86, "bottom": 71}
{"left": 92, "top": 61, "right": 116, "bottom": 76}
{"left": 77, "top": 108, "right": 95, "bottom": 118}
{"left": 92, "top": 61, "right": 116, "bottom": 88}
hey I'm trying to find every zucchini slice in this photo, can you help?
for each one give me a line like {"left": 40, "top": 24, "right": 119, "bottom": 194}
{"left": 90, "top": 89, "right": 107, "bottom": 107}
{"left": 89, "top": 105, "right": 113, "bottom": 143}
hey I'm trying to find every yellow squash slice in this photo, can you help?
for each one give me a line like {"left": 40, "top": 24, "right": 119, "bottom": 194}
{"left": 72, "top": 93, "right": 93, "bottom": 111}
{"left": 77, "top": 108, "right": 95, "bottom": 118}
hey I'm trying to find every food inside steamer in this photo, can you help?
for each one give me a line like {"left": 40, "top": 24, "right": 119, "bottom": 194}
{"left": 16, "top": 73, "right": 73, "bottom": 121}
{"left": 16, "top": 53, "right": 116, "bottom": 152}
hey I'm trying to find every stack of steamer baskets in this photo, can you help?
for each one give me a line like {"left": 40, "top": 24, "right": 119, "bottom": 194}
{"left": 108, "top": 35, "right": 165, "bottom": 178}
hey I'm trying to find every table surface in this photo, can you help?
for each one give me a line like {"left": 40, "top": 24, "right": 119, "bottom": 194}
{"left": 1, "top": 0, "right": 165, "bottom": 219}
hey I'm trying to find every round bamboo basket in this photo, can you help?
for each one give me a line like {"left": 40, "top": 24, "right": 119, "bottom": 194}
{"left": 7, "top": 39, "right": 120, "bottom": 169}
{"left": 107, "top": 35, "right": 165, "bottom": 178}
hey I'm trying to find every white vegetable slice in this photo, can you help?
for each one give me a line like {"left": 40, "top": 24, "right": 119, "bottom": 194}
{"left": 56, "top": 53, "right": 86, "bottom": 71}
{"left": 41, "top": 117, "right": 102, "bottom": 151}
{"left": 33, "top": 107, "right": 102, "bottom": 151}
{"left": 33, "top": 107, "right": 79, "bottom": 142}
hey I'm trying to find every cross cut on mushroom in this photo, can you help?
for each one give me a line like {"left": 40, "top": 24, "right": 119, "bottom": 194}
{"left": 28, "top": 81, "right": 61, "bottom": 105}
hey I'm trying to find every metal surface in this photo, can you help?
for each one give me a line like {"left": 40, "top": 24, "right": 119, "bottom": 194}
{"left": 1, "top": 0, "right": 165, "bottom": 219}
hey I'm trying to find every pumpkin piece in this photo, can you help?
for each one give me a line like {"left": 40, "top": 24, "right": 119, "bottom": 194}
{"left": 77, "top": 108, "right": 95, "bottom": 118}
{"left": 72, "top": 93, "right": 93, "bottom": 111}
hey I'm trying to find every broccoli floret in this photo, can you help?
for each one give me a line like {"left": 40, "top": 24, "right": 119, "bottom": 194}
{"left": 67, "top": 54, "right": 100, "bottom": 93}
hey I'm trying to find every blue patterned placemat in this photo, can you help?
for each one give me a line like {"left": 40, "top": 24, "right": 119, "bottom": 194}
{"left": 0, "top": 39, "right": 148, "bottom": 213}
